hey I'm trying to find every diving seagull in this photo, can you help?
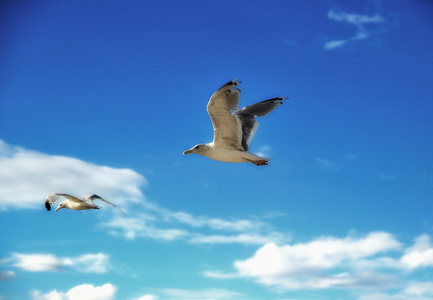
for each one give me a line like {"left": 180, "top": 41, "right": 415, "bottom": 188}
{"left": 183, "top": 79, "right": 287, "bottom": 166}
{"left": 45, "top": 193, "right": 123, "bottom": 213}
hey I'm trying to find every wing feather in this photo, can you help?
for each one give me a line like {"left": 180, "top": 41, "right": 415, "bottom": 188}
{"left": 45, "top": 193, "right": 75, "bottom": 211}
{"left": 85, "top": 194, "right": 125, "bottom": 214}
{"left": 206, "top": 79, "right": 243, "bottom": 150}
{"left": 234, "top": 97, "right": 286, "bottom": 150}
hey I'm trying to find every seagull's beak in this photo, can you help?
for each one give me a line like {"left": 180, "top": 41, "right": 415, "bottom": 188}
{"left": 55, "top": 206, "right": 61, "bottom": 212}
{"left": 183, "top": 149, "right": 193, "bottom": 155}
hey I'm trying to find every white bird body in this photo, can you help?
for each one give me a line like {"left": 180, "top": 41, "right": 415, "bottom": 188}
{"left": 183, "top": 79, "right": 286, "bottom": 166}
{"left": 45, "top": 193, "right": 122, "bottom": 213}
{"left": 199, "top": 142, "right": 268, "bottom": 163}
{"left": 58, "top": 198, "right": 97, "bottom": 210}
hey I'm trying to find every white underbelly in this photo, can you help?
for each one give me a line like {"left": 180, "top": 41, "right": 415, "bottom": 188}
{"left": 67, "top": 201, "right": 94, "bottom": 210}
{"left": 205, "top": 148, "right": 265, "bottom": 163}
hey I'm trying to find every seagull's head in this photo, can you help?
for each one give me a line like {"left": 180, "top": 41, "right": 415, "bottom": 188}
{"left": 55, "top": 202, "right": 65, "bottom": 212}
{"left": 183, "top": 144, "right": 210, "bottom": 156}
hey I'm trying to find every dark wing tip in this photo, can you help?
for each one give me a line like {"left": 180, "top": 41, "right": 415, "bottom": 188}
{"left": 45, "top": 201, "right": 51, "bottom": 211}
{"left": 221, "top": 79, "right": 240, "bottom": 88}
{"left": 267, "top": 96, "right": 288, "bottom": 103}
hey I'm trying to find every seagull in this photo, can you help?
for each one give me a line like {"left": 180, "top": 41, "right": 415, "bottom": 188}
{"left": 183, "top": 79, "right": 287, "bottom": 166}
{"left": 45, "top": 193, "right": 123, "bottom": 213}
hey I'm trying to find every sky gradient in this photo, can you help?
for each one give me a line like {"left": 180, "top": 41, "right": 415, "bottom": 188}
{"left": 1, "top": 1, "right": 433, "bottom": 299}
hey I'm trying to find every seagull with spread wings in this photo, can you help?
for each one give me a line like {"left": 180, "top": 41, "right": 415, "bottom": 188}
{"left": 45, "top": 193, "right": 123, "bottom": 213}
{"left": 183, "top": 79, "right": 287, "bottom": 166}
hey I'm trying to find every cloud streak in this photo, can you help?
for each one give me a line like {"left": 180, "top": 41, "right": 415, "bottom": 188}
{"left": 325, "top": 9, "right": 386, "bottom": 50}
{"left": 102, "top": 212, "right": 287, "bottom": 245}
{"left": 315, "top": 157, "right": 341, "bottom": 172}
{"left": 8, "top": 252, "right": 110, "bottom": 273}
{"left": 158, "top": 288, "right": 244, "bottom": 300}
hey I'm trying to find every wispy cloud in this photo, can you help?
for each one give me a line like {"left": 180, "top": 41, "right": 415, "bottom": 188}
{"left": 158, "top": 288, "right": 244, "bottom": 300}
{"left": 400, "top": 234, "right": 433, "bottom": 270}
{"left": 132, "top": 295, "right": 159, "bottom": 300}
{"left": 103, "top": 212, "right": 287, "bottom": 245}
{"left": 190, "top": 232, "right": 286, "bottom": 245}
{"left": 315, "top": 157, "right": 341, "bottom": 172}
{"left": 132, "top": 288, "right": 245, "bottom": 300}
{"left": 30, "top": 283, "right": 116, "bottom": 300}
{"left": 205, "top": 232, "right": 433, "bottom": 295}
{"left": 403, "top": 281, "right": 433, "bottom": 297}
{"left": 233, "top": 232, "right": 400, "bottom": 290}
{"left": 162, "top": 210, "right": 267, "bottom": 232}
{"left": 0, "top": 270, "right": 16, "bottom": 280}
{"left": 325, "top": 9, "right": 386, "bottom": 50}
{"left": 102, "top": 214, "right": 189, "bottom": 241}
{"left": 359, "top": 280, "right": 433, "bottom": 300}
{"left": 7, "top": 252, "right": 110, "bottom": 273}
{"left": 256, "top": 145, "right": 272, "bottom": 159}
{"left": 203, "top": 270, "right": 238, "bottom": 279}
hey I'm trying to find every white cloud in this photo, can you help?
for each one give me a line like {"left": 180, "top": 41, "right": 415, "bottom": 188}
{"left": 101, "top": 193, "right": 286, "bottom": 244}
{"left": 400, "top": 234, "right": 433, "bottom": 270}
{"left": 104, "top": 215, "right": 190, "bottom": 241}
{"left": 206, "top": 232, "right": 433, "bottom": 295}
{"left": 404, "top": 281, "right": 433, "bottom": 296}
{"left": 159, "top": 288, "right": 244, "bottom": 300}
{"left": 325, "top": 9, "right": 386, "bottom": 50}
{"left": 103, "top": 213, "right": 285, "bottom": 245}
{"left": 190, "top": 232, "right": 286, "bottom": 245}
{"left": 325, "top": 39, "right": 350, "bottom": 50}
{"left": 30, "top": 289, "right": 64, "bottom": 300}
{"left": 165, "top": 211, "right": 265, "bottom": 232}
{"left": 233, "top": 232, "right": 400, "bottom": 290}
{"left": 328, "top": 10, "right": 385, "bottom": 25}
{"left": 0, "top": 140, "right": 146, "bottom": 210}
{"left": 30, "top": 283, "right": 116, "bottom": 300}
{"left": 133, "top": 295, "right": 159, "bottom": 300}
{"left": 203, "top": 232, "right": 414, "bottom": 291}
{"left": 358, "top": 281, "right": 433, "bottom": 300}
{"left": 203, "top": 270, "right": 238, "bottom": 279}
{"left": 9, "top": 252, "right": 109, "bottom": 273}
{"left": 131, "top": 288, "right": 245, "bottom": 300}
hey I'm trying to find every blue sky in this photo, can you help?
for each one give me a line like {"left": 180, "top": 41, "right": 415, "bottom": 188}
{"left": 1, "top": 0, "right": 433, "bottom": 299}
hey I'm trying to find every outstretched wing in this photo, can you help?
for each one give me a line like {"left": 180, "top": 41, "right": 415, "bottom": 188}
{"left": 44, "top": 192, "right": 82, "bottom": 211}
{"left": 84, "top": 194, "right": 125, "bottom": 214}
{"left": 234, "top": 97, "right": 286, "bottom": 151}
{"left": 206, "top": 79, "right": 243, "bottom": 150}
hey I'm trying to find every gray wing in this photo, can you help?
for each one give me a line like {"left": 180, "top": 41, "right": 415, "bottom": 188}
{"left": 234, "top": 97, "right": 286, "bottom": 151}
{"left": 206, "top": 79, "right": 243, "bottom": 150}
{"left": 45, "top": 192, "right": 83, "bottom": 211}
{"left": 83, "top": 194, "right": 124, "bottom": 213}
